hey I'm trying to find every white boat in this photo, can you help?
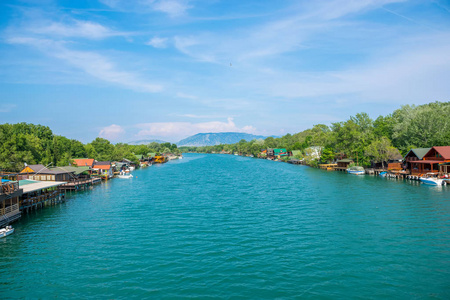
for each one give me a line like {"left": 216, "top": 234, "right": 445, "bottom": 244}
{"left": 419, "top": 173, "right": 446, "bottom": 186}
{"left": 0, "top": 226, "right": 14, "bottom": 238}
{"left": 117, "top": 171, "right": 133, "bottom": 179}
{"left": 128, "top": 166, "right": 135, "bottom": 171}
{"left": 347, "top": 166, "right": 365, "bottom": 175}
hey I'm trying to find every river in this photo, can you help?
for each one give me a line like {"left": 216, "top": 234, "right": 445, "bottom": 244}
{"left": 1, "top": 153, "right": 449, "bottom": 298}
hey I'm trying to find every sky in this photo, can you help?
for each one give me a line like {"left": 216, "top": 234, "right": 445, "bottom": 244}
{"left": 0, "top": 0, "right": 449, "bottom": 143}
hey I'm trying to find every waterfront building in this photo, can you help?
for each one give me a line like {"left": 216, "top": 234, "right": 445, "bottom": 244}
{"left": 0, "top": 180, "right": 22, "bottom": 227}
{"left": 19, "top": 164, "right": 73, "bottom": 181}
{"left": 92, "top": 161, "right": 114, "bottom": 178}
{"left": 409, "top": 146, "right": 450, "bottom": 175}
{"left": 72, "top": 158, "right": 96, "bottom": 168}
{"left": 335, "top": 159, "right": 354, "bottom": 171}
{"left": 18, "top": 180, "right": 66, "bottom": 213}
{"left": 403, "top": 148, "right": 431, "bottom": 173}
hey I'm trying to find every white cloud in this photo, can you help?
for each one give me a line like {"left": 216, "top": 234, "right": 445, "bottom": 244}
{"left": 99, "top": 124, "right": 125, "bottom": 140}
{"left": 172, "top": 0, "right": 406, "bottom": 63}
{"left": 152, "top": 0, "right": 191, "bottom": 17}
{"left": 30, "top": 20, "right": 121, "bottom": 39}
{"left": 253, "top": 33, "right": 450, "bottom": 103}
{"left": 0, "top": 104, "right": 16, "bottom": 113}
{"left": 7, "top": 37, "right": 163, "bottom": 93}
{"left": 101, "top": 0, "right": 191, "bottom": 17}
{"left": 135, "top": 118, "right": 256, "bottom": 140}
{"left": 146, "top": 36, "right": 169, "bottom": 48}
{"left": 176, "top": 92, "right": 197, "bottom": 99}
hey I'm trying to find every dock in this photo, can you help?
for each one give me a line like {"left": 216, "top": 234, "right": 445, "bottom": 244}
{"left": 58, "top": 178, "right": 102, "bottom": 191}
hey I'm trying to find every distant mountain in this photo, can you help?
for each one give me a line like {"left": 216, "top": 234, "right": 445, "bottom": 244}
{"left": 177, "top": 132, "right": 269, "bottom": 147}
{"left": 127, "top": 139, "right": 167, "bottom": 145}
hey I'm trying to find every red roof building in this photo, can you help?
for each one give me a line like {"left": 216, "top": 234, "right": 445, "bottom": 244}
{"left": 409, "top": 146, "right": 450, "bottom": 175}
{"left": 73, "top": 159, "right": 95, "bottom": 168}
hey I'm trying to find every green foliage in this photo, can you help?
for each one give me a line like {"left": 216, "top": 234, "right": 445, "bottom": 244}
{"left": 185, "top": 101, "right": 450, "bottom": 165}
{"left": 365, "top": 137, "right": 401, "bottom": 168}
{"left": 1, "top": 101, "right": 448, "bottom": 171}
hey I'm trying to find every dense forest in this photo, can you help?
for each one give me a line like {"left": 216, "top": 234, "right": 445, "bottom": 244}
{"left": 180, "top": 102, "right": 450, "bottom": 167}
{"left": 0, "top": 124, "right": 180, "bottom": 172}
{"left": 1, "top": 101, "right": 448, "bottom": 171}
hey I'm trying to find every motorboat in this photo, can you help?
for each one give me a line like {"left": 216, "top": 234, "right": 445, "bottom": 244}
{"left": 347, "top": 166, "right": 365, "bottom": 175}
{"left": 379, "top": 171, "right": 388, "bottom": 177}
{"left": 117, "top": 171, "right": 133, "bottom": 179}
{"left": 419, "top": 173, "right": 446, "bottom": 186}
{"left": 0, "top": 226, "right": 14, "bottom": 238}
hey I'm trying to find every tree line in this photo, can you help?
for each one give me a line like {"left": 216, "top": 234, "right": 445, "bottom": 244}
{"left": 180, "top": 101, "right": 450, "bottom": 167}
{"left": 0, "top": 123, "right": 180, "bottom": 172}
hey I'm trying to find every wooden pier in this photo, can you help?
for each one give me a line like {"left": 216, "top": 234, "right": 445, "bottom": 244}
{"left": 58, "top": 178, "right": 102, "bottom": 191}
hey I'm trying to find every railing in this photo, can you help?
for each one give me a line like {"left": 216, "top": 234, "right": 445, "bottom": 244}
{"left": 22, "top": 191, "right": 60, "bottom": 206}
{"left": 1, "top": 181, "right": 19, "bottom": 195}
{"left": 0, "top": 203, "right": 19, "bottom": 217}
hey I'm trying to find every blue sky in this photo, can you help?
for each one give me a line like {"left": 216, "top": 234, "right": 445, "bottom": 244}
{"left": 1, "top": 0, "right": 449, "bottom": 143}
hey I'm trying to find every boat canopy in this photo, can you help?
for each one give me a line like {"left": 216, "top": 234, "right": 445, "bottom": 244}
{"left": 348, "top": 166, "right": 364, "bottom": 171}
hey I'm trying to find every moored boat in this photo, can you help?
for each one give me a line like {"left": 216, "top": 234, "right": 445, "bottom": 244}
{"left": 0, "top": 226, "right": 14, "bottom": 238}
{"left": 347, "top": 166, "right": 365, "bottom": 175}
{"left": 117, "top": 171, "right": 133, "bottom": 179}
{"left": 419, "top": 173, "right": 446, "bottom": 186}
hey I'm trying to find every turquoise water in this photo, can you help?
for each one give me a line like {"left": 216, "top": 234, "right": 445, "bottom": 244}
{"left": 1, "top": 153, "right": 450, "bottom": 299}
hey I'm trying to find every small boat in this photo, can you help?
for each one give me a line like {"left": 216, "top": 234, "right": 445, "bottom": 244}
{"left": 419, "top": 173, "right": 446, "bottom": 186}
{"left": 0, "top": 226, "right": 14, "bottom": 238}
{"left": 117, "top": 171, "right": 133, "bottom": 179}
{"left": 347, "top": 166, "right": 365, "bottom": 175}
{"left": 379, "top": 171, "right": 388, "bottom": 177}
{"left": 128, "top": 166, "right": 135, "bottom": 171}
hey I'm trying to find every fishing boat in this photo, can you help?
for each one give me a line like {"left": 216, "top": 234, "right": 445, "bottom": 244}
{"left": 0, "top": 226, "right": 14, "bottom": 238}
{"left": 117, "top": 171, "right": 133, "bottom": 179}
{"left": 347, "top": 166, "right": 365, "bottom": 175}
{"left": 419, "top": 173, "right": 446, "bottom": 186}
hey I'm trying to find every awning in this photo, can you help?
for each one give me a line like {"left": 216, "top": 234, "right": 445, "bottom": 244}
{"left": 20, "top": 180, "right": 67, "bottom": 194}
{"left": 408, "top": 160, "right": 445, "bottom": 164}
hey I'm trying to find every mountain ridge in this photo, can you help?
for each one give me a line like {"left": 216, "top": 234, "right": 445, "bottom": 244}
{"left": 177, "top": 132, "right": 270, "bottom": 147}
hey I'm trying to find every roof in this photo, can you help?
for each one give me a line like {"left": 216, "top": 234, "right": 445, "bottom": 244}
{"left": 404, "top": 148, "right": 431, "bottom": 160}
{"left": 73, "top": 159, "right": 95, "bottom": 167}
{"left": 21, "top": 164, "right": 49, "bottom": 173}
{"left": 51, "top": 166, "right": 90, "bottom": 175}
{"left": 429, "top": 146, "right": 450, "bottom": 160}
{"left": 274, "top": 148, "right": 287, "bottom": 155}
{"left": 148, "top": 153, "right": 156, "bottom": 158}
{"left": 20, "top": 164, "right": 72, "bottom": 175}
{"left": 337, "top": 159, "right": 354, "bottom": 163}
{"left": 134, "top": 154, "right": 144, "bottom": 160}
{"left": 19, "top": 180, "right": 67, "bottom": 194}
{"left": 93, "top": 165, "right": 111, "bottom": 170}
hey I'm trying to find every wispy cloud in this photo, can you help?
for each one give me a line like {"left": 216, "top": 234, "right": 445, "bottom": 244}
{"left": 100, "top": 0, "right": 191, "bottom": 17}
{"left": 136, "top": 117, "right": 256, "bottom": 140}
{"left": 99, "top": 124, "right": 125, "bottom": 140}
{"left": 29, "top": 20, "right": 124, "bottom": 39}
{"left": 0, "top": 104, "right": 17, "bottom": 113}
{"left": 151, "top": 0, "right": 191, "bottom": 17}
{"left": 7, "top": 37, "right": 163, "bottom": 93}
{"left": 146, "top": 36, "right": 169, "bottom": 48}
{"left": 175, "top": 92, "right": 197, "bottom": 99}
